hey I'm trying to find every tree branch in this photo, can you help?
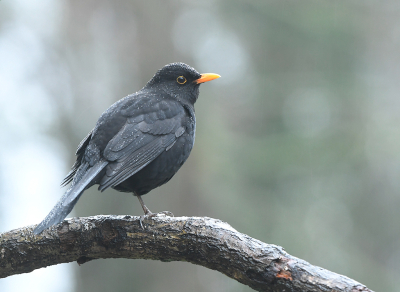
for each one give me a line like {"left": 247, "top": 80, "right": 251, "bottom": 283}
{"left": 0, "top": 215, "right": 372, "bottom": 292}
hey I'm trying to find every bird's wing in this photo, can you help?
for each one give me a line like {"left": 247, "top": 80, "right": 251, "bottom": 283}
{"left": 98, "top": 100, "right": 186, "bottom": 191}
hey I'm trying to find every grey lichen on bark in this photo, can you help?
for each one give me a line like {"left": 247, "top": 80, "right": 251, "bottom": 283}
{"left": 0, "top": 215, "right": 373, "bottom": 292}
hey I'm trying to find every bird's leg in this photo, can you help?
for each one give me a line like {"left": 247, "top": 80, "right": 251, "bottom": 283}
{"left": 134, "top": 193, "right": 174, "bottom": 229}
{"left": 135, "top": 194, "right": 151, "bottom": 229}
{"left": 136, "top": 195, "right": 153, "bottom": 215}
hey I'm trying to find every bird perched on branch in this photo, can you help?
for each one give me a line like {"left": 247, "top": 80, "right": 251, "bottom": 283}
{"left": 33, "top": 63, "right": 220, "bottom": 234}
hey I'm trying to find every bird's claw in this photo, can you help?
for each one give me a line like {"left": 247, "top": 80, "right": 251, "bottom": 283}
{"left": 139, "top": 211, "right": 174, "bottom": 229}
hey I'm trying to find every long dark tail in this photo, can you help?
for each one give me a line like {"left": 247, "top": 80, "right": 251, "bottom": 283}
{"left": 33, "top": 160, "right": 108, "bottom": 234}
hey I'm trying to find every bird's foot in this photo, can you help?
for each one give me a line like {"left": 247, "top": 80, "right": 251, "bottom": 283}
{"left": 139, "top": 211, "right": 174, "bottom": 229}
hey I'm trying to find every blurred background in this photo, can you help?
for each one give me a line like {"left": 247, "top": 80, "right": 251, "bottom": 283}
{"left": 1, "top": 0, "right": 399, "bottom": 291}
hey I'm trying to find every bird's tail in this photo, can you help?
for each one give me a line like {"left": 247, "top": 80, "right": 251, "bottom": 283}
{"left": 33, "top": 160, "right": 108, "bottom": 234}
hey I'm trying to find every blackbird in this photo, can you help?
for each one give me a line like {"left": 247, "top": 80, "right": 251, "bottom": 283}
{"left": 33, "top": 62, "right": 220, "bottom": 234}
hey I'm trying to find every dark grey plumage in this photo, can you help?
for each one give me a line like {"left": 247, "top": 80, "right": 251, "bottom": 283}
{"left": 33, "top": 63, "right": 219, "bottom": 234}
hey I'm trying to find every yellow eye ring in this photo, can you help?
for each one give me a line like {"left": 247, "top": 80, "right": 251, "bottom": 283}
{"left": 177, "top": 76, "right": 187, "bottom": 84}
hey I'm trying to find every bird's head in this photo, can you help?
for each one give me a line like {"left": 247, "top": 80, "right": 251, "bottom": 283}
{"left": 145, "top": 62, "right": 220, "bottom": 104}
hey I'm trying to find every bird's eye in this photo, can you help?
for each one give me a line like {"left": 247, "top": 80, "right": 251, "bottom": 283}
{"left": 176, "top": 76, "right": 187, "bottom": 85}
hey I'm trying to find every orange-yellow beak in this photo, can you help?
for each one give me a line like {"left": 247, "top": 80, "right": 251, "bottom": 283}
{"left": 195, "top": 73, "right": 221, "bottom": 84}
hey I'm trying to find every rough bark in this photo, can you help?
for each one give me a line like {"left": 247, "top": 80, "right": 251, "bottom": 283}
{"left": 0, "top": 215, "right": 372, "bottom": 292}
